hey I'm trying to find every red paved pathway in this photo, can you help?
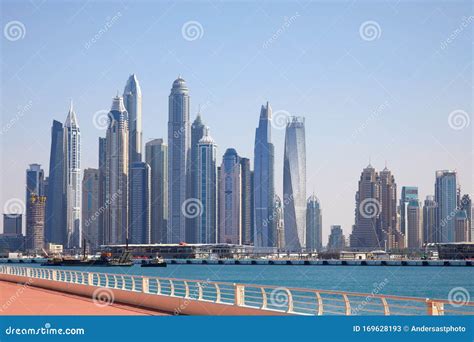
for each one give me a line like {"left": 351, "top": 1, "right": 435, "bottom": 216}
{"left": 0, "top": 281, "right": 168, "bottom": 315}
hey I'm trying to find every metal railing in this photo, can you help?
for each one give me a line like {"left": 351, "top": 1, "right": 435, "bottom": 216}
{"left": 1, "top": 265, "right": 472, "bottom": 315}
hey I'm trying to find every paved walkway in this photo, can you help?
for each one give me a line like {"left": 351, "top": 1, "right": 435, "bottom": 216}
{"left": 0, "top": 281, "right": 168, "bottom": 315}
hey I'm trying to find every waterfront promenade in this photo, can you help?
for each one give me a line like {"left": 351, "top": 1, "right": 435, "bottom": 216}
{"left": 1, "top": 265, "right": 473, "bottom": 316}
{"left": 0, "top": 281, "right": 168, "bottom": 315}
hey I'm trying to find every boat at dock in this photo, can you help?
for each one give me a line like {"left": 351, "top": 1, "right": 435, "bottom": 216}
{"left": 140, "top": 256, "right": 167, "bottom": 268}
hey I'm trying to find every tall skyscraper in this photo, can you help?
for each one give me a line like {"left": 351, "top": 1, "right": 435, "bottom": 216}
{"left": 406, "top": 199, "right": 422, "bottom": 249}
{"left": 460, "top": 194, "right": 472, "bottom": 242}
{"left": 274, "top": 195, "right": 284, "bottom": 249}
{"left": 455, "top": 210, "right": 469, "bottom": 242}
{"left": 283, "top": 117, "right": 306, "bottom": 251}
{"left": 435, "top": 170, "right": 457, "bottom": 242}
{"left": 129, "top": 162, "right": 151, "bottom": 244}
{"left": 26, "top": 194, "right": 46, "bottom": 251}
{"left": 197, "top": 127, "right": 217, "bottom": 244}
{"left": 240, "top": 157, "right": 253, "bottom": 245}
{"left": 26, "top": 164, "right": 45, "bottom": 250}
{"left": 3, "top": 214, "right": 22, "bottom": 235}
{"left": 422, "top": 195, "right": 437, "bottom": 243}
{"left": 219, "top": 148, "right": 241, "bottom": 244}
{"left": 189, "top": 113, "right": 206, "bottom": 243}
{"left": 26, "top": 164, "right": 45, "bottom": 202}
{"left": 104, "top": 96, "right": 129, "bottom": 245}
{"left": 168, "top": 77, "right": 190, "bottom": 243}
{"left": 379, "top": 167, "right": 398, "bottom": 249}
{"left": 145, "top": 139, "right": 168, "bottom": 243}
{"left": 64, "top": 102, "right": 81, "bottom": 249}
{"left": 98, "top": 137, "right": 107, "bottom": 246}
{"left": 253, "top": 102, "right": 275, "bottom": 248}
{"left": 400, "top": 186, "right": 418, "bottom": 237}
{"left": 123, "top": 74, "right": 143, "bottom": 163}
{"left": 350, "top": 164, "right": 382, "bottom": 249}
{"left": 328, "top": 225, "right": 346, "bottom": 252}
{"left": 82, "top": 168, "right": 99, "bottom": 250}
{"left": 45, "top": 120, "right": 65, "bottom": 245}
{"left": 306, "top": 194, "right": 322, "bottom": 252}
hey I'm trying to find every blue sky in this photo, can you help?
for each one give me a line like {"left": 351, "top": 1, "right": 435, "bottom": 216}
{"left": 1, "top": 0, "right": 472, "bottom": 242}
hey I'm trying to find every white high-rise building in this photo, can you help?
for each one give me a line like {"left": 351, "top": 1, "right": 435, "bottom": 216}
{"left": 283, "top": 117, "right": 306, "bottom": 251}
{"left": 168, "top": 77, "right": 190, "bottom": 243}
{"left": 105, "top": 96, "right": 129, "bottom": 244}
{"left": 197, "top": 127, "right": 217, "bottom": 243}
{"left": 123, "top": 74, "right": 142, "bottom": 163}
{"left": 64, "top": 102, "right": 81, "bottom": 248}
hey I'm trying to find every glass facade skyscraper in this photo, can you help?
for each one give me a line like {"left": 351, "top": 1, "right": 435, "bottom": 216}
{"left": 145, "top": 139, "right": 168, "bottom": 243}
{"left": 283, "top": 117, "right": 306, "bottom": 251}
{"left": 197, "top": 127, "right": 217, "bottom": 244}
{"left": 306, "top": 194, "right": 322, "bottom": 252}
{"left": 64, "top": 102, "right": 81, "bottom": 248}
{"left": 45, "top": 120, "right": 65, "bottom": 246}
{"left": 123, "top": 74, "right": 143, "bottom": 164}
{"left": 105, "top": 96, "right": 129, "bottom": 244}
{"left": 253, "top": 102, "right": 275, "bottom": 248}
{"left": 435, "top": 170, "right": 457, "bottom": 242}
{"left": 168, "top": 77, "right": 190, "bottom": 243}
{"left": 129, "top": 162, "right": 151, "bottom": 244}
{"left": 82, "top": 168, "right": 99, "bottom": 250}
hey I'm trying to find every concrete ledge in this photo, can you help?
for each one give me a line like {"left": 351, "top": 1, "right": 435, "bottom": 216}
{"left": 0, "top": 273, "right": 289, "bottom": 316}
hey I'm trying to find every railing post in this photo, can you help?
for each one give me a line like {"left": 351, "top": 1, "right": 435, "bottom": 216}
{"left": 286, "top": 289, "right": 294, "bottom": 313}
{"left": 142, "top": 277, "right": 149, "bottom": 294}
{"left": 215, "top": 283, "right": 221, "bottom": 303}
{"left": 260, "top": 288, "right": 267, "bottom": 309}
{"left": 170, "top": 280, "right": 175, "bottom": 296}
{"left": 234, "top": 284, "right": 245, "bottom": 307}
{"left": 197, "top": 282, "right": 203, "bottom": 300}
{"left": 88, "top": 273, "right": 93, "bottom": 286}
{"left": 131, "top": 277, "right": 136, "bottom": 291}
{"left": 184, "top": 281, "right": 190, "bottom": 298}
{"left": 157, "top": 279, "right": 161, "bottom": 295}
{"left": 380, "top": 297, "right": 390, "bottom": 315}
{"left": 342, "top": 294, "right": 351, "bottom": 315}
{"left": 316, "top": 292, "right": 324, "bottom": 315}
{"left": 426, "top": 300, "right": 444, "bottom": 315}
{"left": 52, "top": 270, "right": 58, "bottom": 281}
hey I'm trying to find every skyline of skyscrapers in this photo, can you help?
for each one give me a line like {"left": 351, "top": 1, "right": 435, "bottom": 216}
{"left": 6, "top": 75, "right": 472, "bottom": 254}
